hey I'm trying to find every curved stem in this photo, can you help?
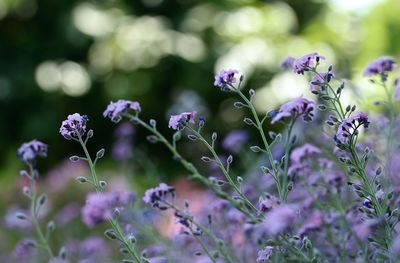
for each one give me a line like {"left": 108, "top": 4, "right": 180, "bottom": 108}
{"left": 282, "top": 119, "right": 296, "bottom": 201}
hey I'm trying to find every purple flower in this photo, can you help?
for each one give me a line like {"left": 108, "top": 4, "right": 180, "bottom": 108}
{"left": 12, "top": 240, "right": 36, "bottom": 260}
{"left": 17, "top": 140, "right": 48, "bottom": 165}
{"left": 60, "top": 113, "right": 89, "bottom": 139}
{"left": 80, "top": 236, "right": 109, "bottom": 256}
{"left": 271, "top": 96, "right": 315, "bottom": 124}
{"left": 290, "top": 143, "right": 321, "bottom": 163}
{"left": 258, "top": 195, "right": 279, "bottom": 212}
{"left": 168, "top": 111, "right": 197, "bottom": 130}
{"left": 309, "top": 71, "right": 335, "bottom": 92}
{"left": 298, "top": 211, "right": 323, "bottom": 236}
{"left": 257, "top": 246, "right": 273, "bottom": 263}
{"left": 281, "top": 56, "right": 295, "bottom": 70}
{"left": 363, "top": 56, "right": 396, "bottom": 77}
{"left": 292, "top": 53, "right": 325, "bottom": 74}
{"left": 103, "top": 100, "right": 141, "bottom": 123}
{"left": 143, "top": 183, "right": 175, "bottom": 209}
{"left": 262, "top": 205, "right": 297, "bottom": 236}
{"left": 214, "top": 69, "right": 239, "bottom": 88}
{"left": 222, "top": 129, "right": 250, "bottom": 153}
{"left": 81, "top": 192, "right": 132, "bottom": 227}
{"left": 335, "top": 112, "right": 369, "bottom": 145}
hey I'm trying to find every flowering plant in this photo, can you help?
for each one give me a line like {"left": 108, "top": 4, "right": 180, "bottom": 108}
{"left": 8, "top": 53, "right": 400, "bottom": 262}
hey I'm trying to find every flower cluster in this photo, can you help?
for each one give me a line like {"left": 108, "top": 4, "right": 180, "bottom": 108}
{"left": 168, "top": 111, "right": 196, "bottom": 130}
{"left": 271, "top": 96, "right": 315, "bottom": 124}
{"left": 214, "top": 69, "right": 239, "bottom": 89}
{"left": 81, "top": 191, "right": 133, "bottom": 227}
{"left": 363, "top": 56, "right": 396, "bottom": 77}
{"left": 143, "top": 183, "right": 175, "bottom": 209}
{"left": 17, "top": 139, "right": 48, "bottom": 165}
{"left": 59, "top": 113, "right": 89, "bottom": 139}
{"left": 309, "top": 69, "right": 335, "bottom": 93}
{"left": 292, "top": 52, "right": 325, "bottom": 74}
{"left": 335, "top": 112, "right": 370, "bottom": 145}
{"left": 103, "top": 100, "right": 141, "bottom": 123}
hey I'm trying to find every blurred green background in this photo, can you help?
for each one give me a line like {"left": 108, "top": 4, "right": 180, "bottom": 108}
{"left": 1, "top": 0, "right": 400, "bottom": 182}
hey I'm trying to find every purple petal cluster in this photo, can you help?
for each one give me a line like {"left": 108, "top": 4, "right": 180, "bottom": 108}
{"left": 271, "top": 96, "right": 315, "bottom": 124}
{"left": 81, "top": 191, "right": 132, "bottom": 227}
{"left": 60, "top": 113, "right": 89, "bottom": 139}
{"left": 290, "top": 143, "right": 321, "bottom": 163}
{"left": 262, "top": 205, "right": 297, "bottom": 236}
{"left": 103, "top": 100, "right": 141, "bottom": 123}
{"left": 363, "top": 56, "right": 396, "bottom": 77}
{"left": 214, "top": 69, "right": 239, "bottom": 88}
{"left": 281, "top": 56, "right": 296, "bottom": 70}
{"left": 292, "top": 52, "right": 325, "bottom": 74}
{"left": 168, "top": 111, "right": 196, "bottom": 130}
{"left": 17, "top": 140, "right": 48, "bottom": 165}
{"left": 12, "top": 239, "right": 36, "bottom": 260}
{"left": 335, "top": 112, "right": 369, "bottom": 145}
{"left": 256, "top": 246, "right": 273, "bottom": 263}
{"left": 143, "top": 183, "right": 175, "bottom": 209}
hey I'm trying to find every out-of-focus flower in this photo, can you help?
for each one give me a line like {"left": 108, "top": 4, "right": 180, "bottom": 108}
{"left": 214, "top": 69, "right": 239, "bottom": 88}
{"left": 271, "top": 96, "right": 315, "bottom": 124}
{"left": 143, "top": 183, "right": 175, "bottom": 209}
{"left": 222, "top": 129, "right": 249, "bottom": 153}
{"left": 335, "top": 112, "right": 369, "bottom": 145}
{"left": 81, "top": 192, "right": 132, "bottom": 227}
{"left": 168, "top": 111, "right": 196, "bottom": 130}
{"left": 103, "top": 100, "right": 141, "bottom": 123}
{"left": 298, "top": 211, "right": 323, "bottom": 236}
{"left": 12, "top": 240, "right": 36, "bottom": 261}
{"left": 363, "top": 56, "right": 396, "bottom": 77}
{"left": 292, "top": 53, "right": 325, "bottom": 74}
{"left": 290, "top": 144, "right": 321, "bottom": 163}
{"left": 80, "top": 236, "right": 109, "bottom": 256}
{"left": 281, "top": 56, "right": 296, "bottom": 70}
{"left": 257, "top": 246, "right": 273, "bottom": 262}
{"left": 262, "top": 205, "right": 297, "bottom": 236}
{"left": 17, "top": 140, "right": 48, "bottom": 165}
{"left": 60, "top": 113, "right": 89, "bottom": 139}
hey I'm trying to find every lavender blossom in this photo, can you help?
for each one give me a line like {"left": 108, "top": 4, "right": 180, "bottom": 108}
{"left": 271, "top": 96, "right": 315, "bottom": 124}
{"left": 143, "top": 183, "right": 175, "bottom": 209}
{"left": 292, "top": 53, "right": 325, "bottom": 74}
{"left": 257, "top": 246, "right": 273, "bottom": 263}
{"left": 214, "top": 69, "right": 239, "bottom": 88}
{"left": 281, "top": 56, "right": 296, "bottom": 70}
{"left": 290, "top": 144, "right": 321, "bottom": 163}
{"left": 103, "top": 100, "right": 141, "bottom": 123}
{"left": 335, "top": 112, "right": 369, "bottom": 145}
{"left": 168, "top": 111, "right": 197, "bottom": 130}
{"left": 222, "top": 129, "right": 250, "bottom": 153}
{"left": 363, "top": 56, "right": 396, "bottom": 77}
{"left": 17, "top": 140, "right": 48, "bottom": 165}
{"left": 262, "top": 205, "right": 297, "bottom": 236}
{"left": 81, "top": 192, "right": 132, "bottom": 227}
{"left": 60, "top": 113, "right": 89, "bottom": 139}
{"left": 12, "top": 240, "right": 36, "bottom": 261}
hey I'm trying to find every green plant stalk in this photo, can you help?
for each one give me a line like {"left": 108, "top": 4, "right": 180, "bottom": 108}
{"left": 282, "top": 119, "right": 296, "bottom": 201}
{"left": 235, "top": 89, "right": 284, "bottom": 201}
{"left": 125, "top": 114, "right": 260, "bottom": 222}
{"left": 311, "top": 69, "right": 392, "bottom": 248}
{"left": 189, "top": 228, "right": 216, "bottom": 263}
{"left": 76, "top": 134, "right": 141, "bottom": 263}
{"left": 28, "top": 165, "right": 55, "bottom": 259}
{"left": 186, "top": 126, "right": 258, "bottom": 213}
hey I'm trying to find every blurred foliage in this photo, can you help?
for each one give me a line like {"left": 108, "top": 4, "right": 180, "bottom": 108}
{"left": 1, "top": 0, "right": 400, "bottom": 179}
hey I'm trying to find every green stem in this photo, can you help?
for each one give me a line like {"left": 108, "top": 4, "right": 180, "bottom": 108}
{"left": 235, "top": 89, "right": 283, "bottom": 200}
{"left": 28, "top": 166, "right": 55, "bottom": 259}
{"left": 190, "top": 228, "right": 216, "bottom": 263}
{"left": 187, "top": 126, "right": 258, "bottom": 213}
{"left": 127, "top": 114, "right": 260, "bottom": 222}
{"left": 76, "top": 135, "right": 141, "bottom": 263}
{"left": 282, "top": 119, "right": 296, "bottom": 201}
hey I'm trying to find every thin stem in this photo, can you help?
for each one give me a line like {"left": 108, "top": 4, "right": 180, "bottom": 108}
{"left": 76, "top": 135, "right": 141, "bottom": 263}
{"left": 186, "top": 126, "right": 258, "bottom": 213}
{"left": 235, "top": 89, "right": 283, "bottom": 201}
{"left": 189, "top": 228, "right": 216, "bottom": 263}
{"left": 282, "top": 119, "right": 296, "bottom": 201}
{"left": 28, "top": 166, "right": 55, "bottom": 259}
{"left": 126, "top": 114, "right": 260, "bottom": 222}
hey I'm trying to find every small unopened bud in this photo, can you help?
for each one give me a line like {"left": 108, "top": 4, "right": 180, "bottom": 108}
{"left": 249, "top": 89, "right": 255, "bottom": 97}
{"left": 87, "top": 129, "right": 94, "bottom": 138}
{"left": 47, "top": 221, "right": 55, "bottom": 232}
{"left": 243, "top": 118, "right": 254, "bottom": 125}
{"left": 187, "top": 135, "right": 197, "bottom": 141}
{"left": 147, "top": 135, "right": 159, "bottom": 143}
{"left": 16, "top": 212, "right": 27, "bottom": 220}
{"left": 19, "top": 170, "right": 29, "bottom": 178}
{"left": 212, "top": 132, "right": 217, "bottom": 141}
{"left": 38, "top": 194, "right": 46, "bottom": 206}
{"left": 96, "top": 148, "right": 105, "bottom": 159}
{"left": 59, "top": 246, "right": 67, "bottom": 259}
{"left": 99, "top": 181, "right": 107, "bottom": 188}
{"left": 127, "top": 234, "right": 136, "bottom": 244}
{"left": 104, "top": 229, "right": 117, "bottom": 240}
{"left": 122, "top": 260, "right": 135, "bottom": 263}
{"left": 75, "top": 176, "right": 88, "bottom": 183}
{"left": 237, "top": 176, "right": 243, "bottom": 184}
{"left": 22, "top": 186, "right": 31, "bottom": 197}
{"left": 201, "top": 156, "right": 212, "bottom": 163}
{"left": 69, "top": 156, "right": 80, "bottom": 162}
{"left": 149, "top": 119, "right": 157, "bottom": 127}
{"left": 250, "top": 146, "right": 261, "bottom": 153}
{"left": 233, "top": 102, "right": 245, "bottom": 108}
{"left": 227, "top": 155, "right": 233, "bottom": 164}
